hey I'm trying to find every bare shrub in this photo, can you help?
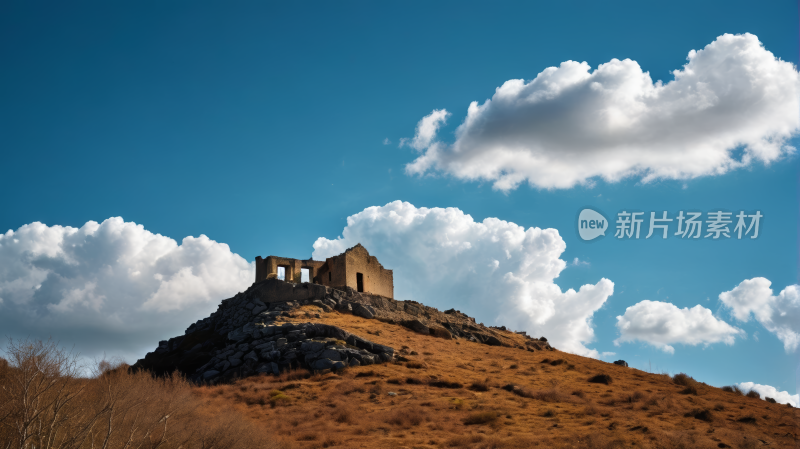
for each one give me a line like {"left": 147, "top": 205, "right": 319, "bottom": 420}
{"left": 588, "top": 374, "right": 612, "bottom": 385}
{"left": 469, "top": 379, "right": 490, "bottom": 392}
{"left": 672, "top": 373, "right": 694, "bottom": 386}
{"left": 684, "top": 408, "right": 714, "bottom": 422}
{"left": 745, "top": 390, "right": 760, "bottom": 399}
{"left": 765, "top": 397, "right": 777, "bottom": 404}
{"left": 501, "top": 384, "right": 534, "bottom": 399}
{"left": 0, "top": 338, "right": 286, "bottom": 449}
{"left": 463, "top": 411, "right": 498, "bottom": 425}
{"left": 429, "top": 380, "right": 463, "bottom": 389}
{"left": 624, "top": 391, "right": 645, "bottom": 403}
{"left": 385, "top": 408, "right": 425, "bottom": 427}
{"left": 445, "top": 434, "right": 485, "bottom": 446}
{"left": 549, "top": 359, "right": 566, "bottom": 366}
{"left": 532, "top": 388, "right": 566, "bottom": 402}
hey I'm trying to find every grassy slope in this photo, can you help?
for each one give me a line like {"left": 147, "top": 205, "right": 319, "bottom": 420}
{"left": 192, "top": 307, "right": 799, "bottom": 449}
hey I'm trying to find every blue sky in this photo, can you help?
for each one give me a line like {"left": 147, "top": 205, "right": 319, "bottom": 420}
{"left": 0, "top": 1, "right": 798, "bottom": 401}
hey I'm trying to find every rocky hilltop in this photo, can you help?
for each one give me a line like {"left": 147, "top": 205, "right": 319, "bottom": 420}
{"left": 133, "top": 279, "right": 552, "bottom": 383}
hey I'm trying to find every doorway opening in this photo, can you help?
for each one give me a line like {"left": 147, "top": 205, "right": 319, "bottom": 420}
{"left": 356, "top": 273, "right": 364, "bottom": 292}
{"left": 301, "top": 268, "right": 310, "bottom": 283}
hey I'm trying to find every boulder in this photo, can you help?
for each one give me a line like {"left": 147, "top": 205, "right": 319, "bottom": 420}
{"left": 311, "top": 358, "right": 336, "bottom": 370}
{"left": 403, "top": 319, "right": 430, "bottom": 335}
{"left": 613, "top": 360, "right": 629, "bottom": 367}
{"left": 352, "top": 303, "right": 375, "bottom": 319}
{"left": 428, "top": 324, "right": 453, "bottom": 340}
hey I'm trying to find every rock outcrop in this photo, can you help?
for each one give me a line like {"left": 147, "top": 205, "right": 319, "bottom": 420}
{"left": 133, "top": 278, "right": 552, "bottom": 383}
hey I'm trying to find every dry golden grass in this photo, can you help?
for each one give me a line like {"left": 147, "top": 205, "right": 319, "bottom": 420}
{"left": 0, "top": 338, "right": 289, "bottom": 449}
{"left": 187, "top": 311, "right": 800, "bottom": 448}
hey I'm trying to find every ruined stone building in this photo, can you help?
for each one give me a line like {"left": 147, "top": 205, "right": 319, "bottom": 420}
{"left": 254, "top": 243, "right": 394, "bottom": 299}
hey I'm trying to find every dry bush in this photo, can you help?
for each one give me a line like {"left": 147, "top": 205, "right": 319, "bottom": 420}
{"left": 532, "top": 388, "right": 567, "bottom": 403}
{"left": 549, "top": 359, "right": 566, "bottom": 366}
{"left": 334, "top": 406, "right": 353, "bottom": 424}
{"left": 463, "top": 411, "right": 498, "bottom": 425}
{"left": 354, "top": 370, "right": 377, "bottom": 378}
{"left": 274, "top": 368, "right": 312, "bottom": 382}
{"left": 713, "top": 403, "right": 725, "bottom": 411}
{"left": 673, "top": 373, "right": 702, "bottom": 395}
{"left": 623, "top": 391, "right": 645, "bottom": 403}
{"left": 469, "top": 379, "right": 490, "bottom": 392}
{"left": 684, "top": 408, "right": 714, "bottom": 422}
{"left": 721, "top": 385, "right": 744, "bottom": 396}
{"left": 405, "top": 361, "right": 426, "bottom": 369}
{"left": 269, "top": 389, "right": 291, "bottom": 407}
{"left": 501, "top": 384, "right": 534, "bottom": 399}
{"left": 429, "top": 380, "right": 463, "bottom": 389}
{"left": 745, "top": 390, "right": 760, "bottom": 399}
{"left": 765, "top": 397, "right": 777, "bottom": 403}
{"left": 385, "top": 408, "right": 425, "bottom": 427}
{"left": 542, "top": 409, "right": 557, "bottom": 417}
{"left": 672, "top": 373, "right": 694, "bottom": 386}
{"left": 0, "top": 338, "right": 286, "bottom": 449}
{"left": 405, "top": 377, "right": 425, "bottom": 385}
{"left": 588, "top": 374, "right": 612, "bottom": 385}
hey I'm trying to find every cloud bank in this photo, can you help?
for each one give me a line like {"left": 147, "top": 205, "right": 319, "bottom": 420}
{"left": 405, "top": 33, "right": 800, "bottom": 190}
{"left": 736, "top": 382, "right": 799, "bottom": 407}
{"left": 0, "top": 218, "right": 254, "bottom": 360}
{"left": 312, "top": 201, "right": 614, "bottom": 357}
{"left": 614, "top": 300, "right": 743, "bottom": 354}
{"left": 719, "top": 277, "right": 800, "bottom": 352}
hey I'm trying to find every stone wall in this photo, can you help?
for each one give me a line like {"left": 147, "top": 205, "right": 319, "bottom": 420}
{"left": 254, "top": 244, "right": 393, "bottom": 299}
{"left": 342, "top": 244, "right": 393, "bottom": 298}
{"left": 255, "top": 256, "right": 325, "bottom": 283}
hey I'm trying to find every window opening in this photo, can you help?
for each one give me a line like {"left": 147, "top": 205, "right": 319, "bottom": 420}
{"left": 301, "top": 268, "right": 310, "bottom": 283}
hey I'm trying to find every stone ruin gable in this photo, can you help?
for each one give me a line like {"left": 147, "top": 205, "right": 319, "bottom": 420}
{"left": 332, "top": 243, "right": 393, "bottom": 299}
{"left": 254, "top": 243, "right": 394, "bottom": 299}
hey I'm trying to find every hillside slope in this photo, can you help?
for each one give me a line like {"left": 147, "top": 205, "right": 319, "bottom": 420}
{"left": 191, "top": 304, "right": 798, "bottom": 449}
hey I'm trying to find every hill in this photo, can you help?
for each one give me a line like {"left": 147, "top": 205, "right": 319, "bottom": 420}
{"left": 131, "top": 279, "right": 799, "bottom": 448}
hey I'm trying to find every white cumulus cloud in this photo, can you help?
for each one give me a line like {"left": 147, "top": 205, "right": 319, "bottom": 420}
{"left": 719, "top": 277, "right": 800, "bottom": 352}
{"left": 401, "top": 109, "right": 450, "bottom": 151}
{"left": 736, "top": 382, "right": 799, "bottom": 407}
{"left": 312, "top": 201, "right": 614, "bottom": 357}
{"left": 405, "top": 33, "right": 800, "bottom": 190}
{"left": 614, "top": 300, "right": 743, "bottom": 354}
{"left": 0, "top": 218, "right": 254, "bottom": 361}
